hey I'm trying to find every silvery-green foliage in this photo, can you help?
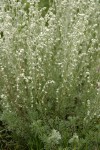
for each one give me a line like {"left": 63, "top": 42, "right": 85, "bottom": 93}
{"left": 44, "top": 129, "right": 61, "bottom": 150}
{"left": 47, "top": 129, "right": 61, "bottom": 144}
{"left": 69, "top": 133, "right": 79, "bottom": 144}
{"left": 0, "top": 0, "right": 100, "bottom": 149}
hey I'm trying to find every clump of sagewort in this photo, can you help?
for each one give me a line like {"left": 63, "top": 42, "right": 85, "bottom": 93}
{"left": 0, "top": 0, "right": 100, "bottom": 149}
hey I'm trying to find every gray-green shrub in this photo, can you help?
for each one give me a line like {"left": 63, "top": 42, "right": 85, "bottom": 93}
{"left": 0, "top": 0, "right": 100, "bottom": 149}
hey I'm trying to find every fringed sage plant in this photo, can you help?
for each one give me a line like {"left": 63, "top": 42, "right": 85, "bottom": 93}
{"left": 0, "top": 0, "right": 100, "bottom": 149}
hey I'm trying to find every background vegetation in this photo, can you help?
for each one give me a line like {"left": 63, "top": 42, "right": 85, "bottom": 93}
{"left": 0, "top": 0, "right": 100, "bottom": 149}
